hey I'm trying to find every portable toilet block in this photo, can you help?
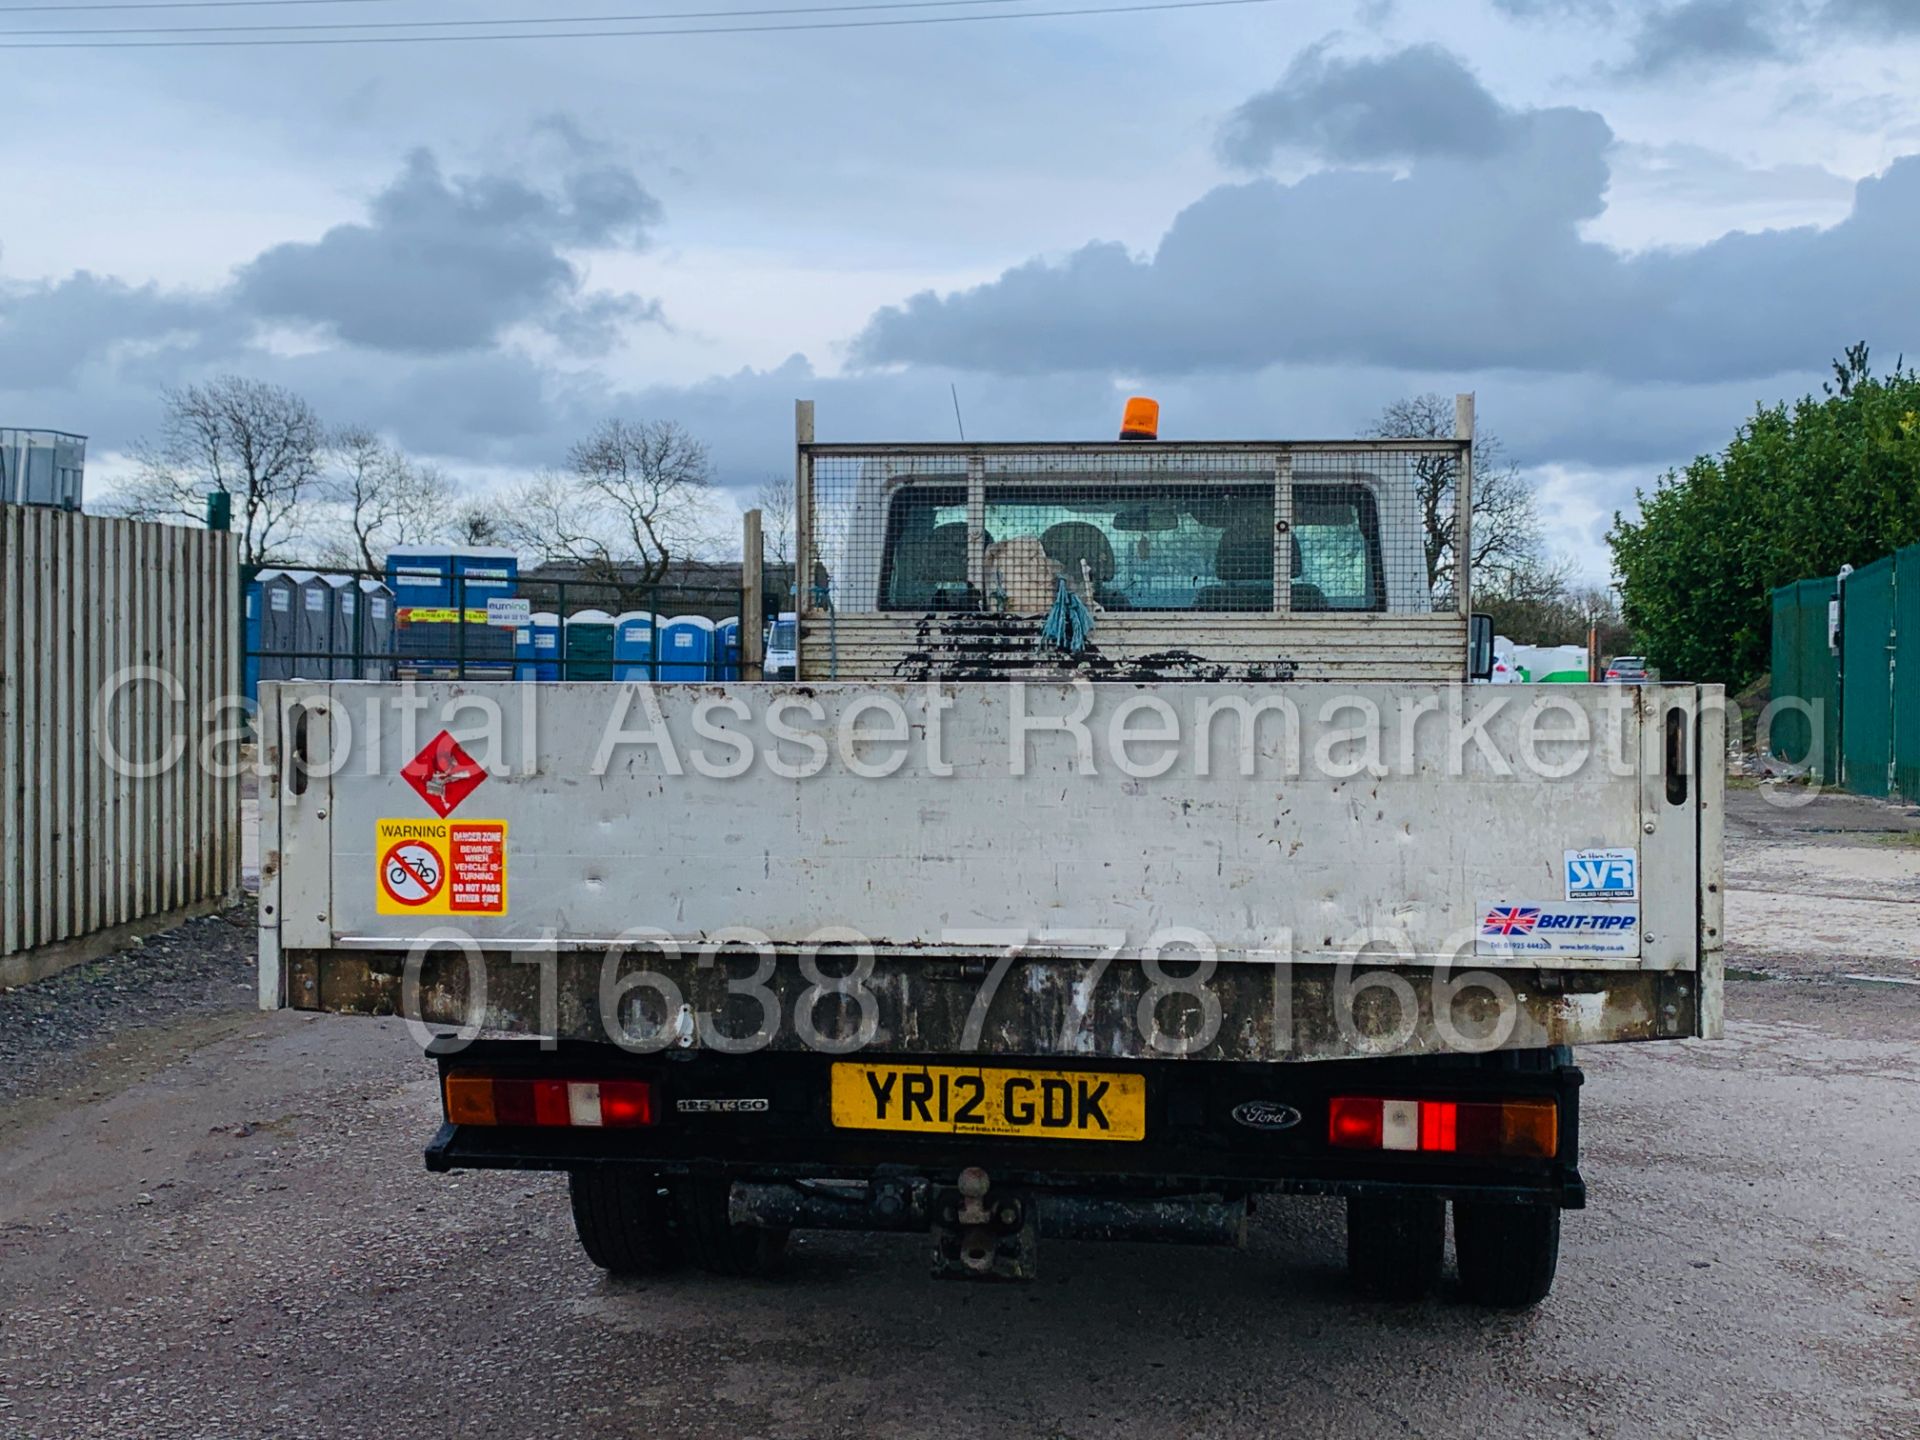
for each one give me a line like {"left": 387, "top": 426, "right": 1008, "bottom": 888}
{"left": 715, "top": 617, "right": 741, "bottom": 680}
{"left": 284, "top": 571, "right": 331, "bottom": 680}
{"left": 515, "top": 611, "right": 560, "bottom": 681}
{"left": 613, "top": 611, "right": 659, "bottom": 681}
{"left": 385, "top": 545, "right": 453, "bottom": 609}
{"left": 564, "top": 609, "right": 615, "bottom": 681}
{"left": 515, "top": 618, "right": 537, "bottom": 681}
{"left": 658, "top": 614, "right": 716, "bottom": 681}
{"left": 531, "top": 611, "right": 560, "bottom": 680}
{"left": 358, "top": 579, "right": 395, "bottom": 681}
{"left": 449, "top": 546, "right": 519, "bottom": 611}
{"left": 254, "top": 570, "right": 300, "bottom": 686}
{"left": 321, "top": 574, "right": 359, "bottom": 679}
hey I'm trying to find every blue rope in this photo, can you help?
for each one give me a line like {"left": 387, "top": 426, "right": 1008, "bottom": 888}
{"left": 1039, "top": 577, "right": 1095, "bottom": 654}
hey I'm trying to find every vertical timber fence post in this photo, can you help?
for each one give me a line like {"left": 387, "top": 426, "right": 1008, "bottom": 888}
{"left": 743, "top": 508, "right": 765, "bottom": 682}
{"left": 1455, "top": 393, "right": 1476, "bottom": 652}
{"left": 794, "top": 400, "right": 814, "bottom": 682}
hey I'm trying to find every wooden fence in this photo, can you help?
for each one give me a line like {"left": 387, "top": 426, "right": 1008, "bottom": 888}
{"left": 1, "top": 505, "right": 241, "bottom": 983}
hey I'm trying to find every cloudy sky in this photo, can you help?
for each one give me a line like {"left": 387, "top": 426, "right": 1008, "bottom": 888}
{"left": 5, "top": 0, "right": 1919, "bottom": 577}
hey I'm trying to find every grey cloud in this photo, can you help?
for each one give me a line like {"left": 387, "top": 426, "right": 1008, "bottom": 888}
{"left": 1219, "top": 43, "right": 1521, "bottom": 168}
{"left": 542, "top": 292, "right": 669, "bottom": 356}
{"left": 1616, "top": 1, "right": 1788, "bottom": 79}
{"left": 0, "top": 272, "right": 227, "bottom": 389}
{"left": 853, "top": 47, "right": 1917, "bottom": 388}
{"left": 1822, "top": 0, "right": 1920, "bottom": 33}
{"left": 232, "top": 147, "right": 663, "bottom": 354}
{"left": 1491, "top": 0, "right": 1617, "bottom": 15}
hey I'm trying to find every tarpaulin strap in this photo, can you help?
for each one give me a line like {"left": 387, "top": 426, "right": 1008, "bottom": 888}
{"left": 1040, "top": 577, "right": 1095, "bottom": 655}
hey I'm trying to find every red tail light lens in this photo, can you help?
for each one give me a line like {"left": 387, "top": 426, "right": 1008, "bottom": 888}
{"left": 1328, "top": 1096, "right": 1556, "bottom": 1159}
{"left": 1328, "top": 1096, "right": 1384, "bottom": 1148}
{"left": 444, "top": 1075, "right": 656, "bottom": 1129}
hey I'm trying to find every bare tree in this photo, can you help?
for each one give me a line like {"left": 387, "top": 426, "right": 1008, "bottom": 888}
{"left": 447, "top": 499, "right": 511, "bottom": 548}
{"left": 319, "top": 426, "right": 459, "bottom": 572}
{"left": 1364, "top": 394, "right": 1549, "bottom": 603}
{"left": 111, "top": 376, "right": 323, "bottom": 565}
{"left": 753, "top": 472, "right": 795, "bottom": 605}
{"left": 499, "top": 419, "right": 721, "bottom": 591}
{"left": 569, "top": 418, "right": 719, "bottom": 584}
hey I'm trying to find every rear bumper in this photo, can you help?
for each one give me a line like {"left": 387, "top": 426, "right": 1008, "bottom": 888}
{"left": 423, "top": 1043, "right": 1585, "bottom": 1209}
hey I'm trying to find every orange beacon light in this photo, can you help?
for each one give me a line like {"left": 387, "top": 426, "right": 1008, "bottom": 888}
{"left": 1119, "top": 396, "right": 1160, "bottom": 441}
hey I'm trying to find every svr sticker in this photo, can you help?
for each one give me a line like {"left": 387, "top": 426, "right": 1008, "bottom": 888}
{"left": 1476, "top": 903, "right": 1640, "bottom": 958}
{"left": 375, "top": 818, "right": 508, "bottom": 916}
{"left": 1564, "top": 847, "right": 1638, "bottom": 901}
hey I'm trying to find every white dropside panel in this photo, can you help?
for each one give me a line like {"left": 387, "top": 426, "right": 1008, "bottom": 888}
{"left": 270, "top": 681, "right": 1706, "bottom": 975}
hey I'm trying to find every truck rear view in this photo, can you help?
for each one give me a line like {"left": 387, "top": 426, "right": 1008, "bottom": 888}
{"left": 259, "top": 397, "right": 1723, "bottom": 1307}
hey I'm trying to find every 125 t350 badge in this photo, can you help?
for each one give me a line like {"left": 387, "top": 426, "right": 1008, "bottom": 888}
{"left": 1475, "top": 903, "right": 1641, "bottom": 958}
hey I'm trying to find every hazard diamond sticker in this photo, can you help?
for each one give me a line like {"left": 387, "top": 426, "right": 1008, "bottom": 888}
{"left": 401, "top": 731, "right": 488, "bottom": 818}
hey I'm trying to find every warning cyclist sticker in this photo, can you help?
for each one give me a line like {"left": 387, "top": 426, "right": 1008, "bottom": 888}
{"left": 375, "top": 818, "right": 508, "bottom": 916}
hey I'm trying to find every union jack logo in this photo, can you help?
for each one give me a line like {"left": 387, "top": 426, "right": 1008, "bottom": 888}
{"left": 1482, "top": 906, "right": 1542, "bottom": 937}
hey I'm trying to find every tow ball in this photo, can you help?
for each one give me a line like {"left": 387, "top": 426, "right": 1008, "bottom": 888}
{"left": 932, "top": 1167, "right": 1037, "bottom": 1281}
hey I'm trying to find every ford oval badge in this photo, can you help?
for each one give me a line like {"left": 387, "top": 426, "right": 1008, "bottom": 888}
{"left": 1231, "top": 1100, "right": 1302, "bottom": 1132}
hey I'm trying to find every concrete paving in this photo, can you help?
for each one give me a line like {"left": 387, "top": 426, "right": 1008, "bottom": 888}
{"left": 1, "top": 784, "right": 1916, "bottom": 1438}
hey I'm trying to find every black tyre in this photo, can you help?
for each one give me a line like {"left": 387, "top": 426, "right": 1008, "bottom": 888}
{"left": 1453, "top": 1201, "right": 1560, "bottom": 1309}
{"left": 568, "top": 1167, "right": 682, "bottom": 1276}
{"left": 1345, "top": 1195, "right": 1444, "bottom": 1300}
{"left": 671, "top": 1178, "right": 789, "bottom": 1277}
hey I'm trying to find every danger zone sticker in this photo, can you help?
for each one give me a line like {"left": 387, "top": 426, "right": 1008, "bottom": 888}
{"left": 375, "top": 818, "right": 507, "bottom": 916}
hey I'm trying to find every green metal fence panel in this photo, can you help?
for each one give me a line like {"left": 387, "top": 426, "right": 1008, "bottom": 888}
{"left": 1770, "top": 575, "right": 1840, "bottom": 780}
{"left": 1840, "top": 556, "right": 1896, "bottom": 797}
{"left": 1895, "top": 543, "right": 1920, "bottom": 803}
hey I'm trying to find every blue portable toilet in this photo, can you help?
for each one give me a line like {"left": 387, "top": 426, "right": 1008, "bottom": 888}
{"left": 243, "top": 578, "right": 263, "bottom": 703}
{"left": 516, "top": 611, "right": 561, "bottom": 681}
{"left": 385, "top": 545, "right": 453, "bottom": 608}
{"left": 715, "top": 617, "right": 741, "bottom": 681}
{"left": 613, "top": 611, "right": 659, "bottom": 681}
{"left": 657, "top": 614, "right": 716, "bottom": 681}
{"left": 563, "top": 609, "right": 615, "bottom": 681}
{"left": 449, "top": 546, "right": 518, "bottom": 611}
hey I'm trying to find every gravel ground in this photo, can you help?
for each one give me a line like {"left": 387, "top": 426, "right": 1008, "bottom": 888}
{"left": 0, "top": 788, "right": 1916, "bottom": 1439}
{"left": 0, "top": 907, "right": 256, "bottom": 1115}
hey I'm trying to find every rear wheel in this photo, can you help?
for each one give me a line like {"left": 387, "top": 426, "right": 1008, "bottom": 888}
{"left": 568, "top": 1167, "right": 682, "bottom": 1276}
{"left": 671, "top": 1178, "right": 790, "bottom": 1277}
{"left": 1345, "top": 1195, "right": 1444, "bottom": 1300}
{"left": 1453, "top": 1201, "right": 1560, "bottom": 1308}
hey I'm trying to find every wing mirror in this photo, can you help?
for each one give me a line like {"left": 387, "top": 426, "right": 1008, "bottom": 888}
{"left": 1469, "top": 614, "right": 1496, "bottom": 681}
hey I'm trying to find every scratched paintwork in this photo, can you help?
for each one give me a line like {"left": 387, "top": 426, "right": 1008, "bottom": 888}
{"left": 282, "top": 946, "right": 1698, "bottom": 1062}
{"left": 259, "top": 678, "right": 1724, "bottom": 1058}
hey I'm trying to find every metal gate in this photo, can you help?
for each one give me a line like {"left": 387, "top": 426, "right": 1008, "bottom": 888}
{"left": 1768, "top": 575, "right": 1840, "bottom": 782}
{"left": 1840, "top": 557, "right": 1896, "bottom": 797}
{"left": 1896, "top": 544, "right": 1920, "bottom": 802}
{"left": 1, "top": 506, "right": 241, "bottom": 981}
{"left": 1779, "top": 544, "right": 1920, "bottom": 801}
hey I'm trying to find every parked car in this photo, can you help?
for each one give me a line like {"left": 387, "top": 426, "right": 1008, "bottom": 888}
{"left": 1605, "top": 655, "right": 1650, "bottom": 683}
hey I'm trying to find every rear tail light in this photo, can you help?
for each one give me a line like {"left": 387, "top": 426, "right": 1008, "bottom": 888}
{"left": 444, "top": 1074, "right": 656, "bottom": 1129}
{"left": 1327, "top": 1096, "right": 1557, "bottom": 1159}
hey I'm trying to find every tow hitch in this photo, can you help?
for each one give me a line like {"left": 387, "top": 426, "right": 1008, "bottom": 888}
{"left": 728, "top": 1167, "right": 1249, "bottom": 1281}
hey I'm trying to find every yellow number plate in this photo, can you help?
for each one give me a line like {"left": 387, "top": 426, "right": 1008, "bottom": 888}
{"left": 830, "top": 1063, "right": 1145, "bottom": 1142}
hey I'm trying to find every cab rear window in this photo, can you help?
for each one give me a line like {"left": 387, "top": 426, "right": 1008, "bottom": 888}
{"left": 878, "top": 483, "right": 1384, "bottom": 613}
